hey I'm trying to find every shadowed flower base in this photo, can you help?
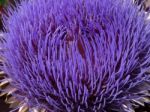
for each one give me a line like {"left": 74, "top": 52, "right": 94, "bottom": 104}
{"left": 0, "top": 71, "right": 46, "bottom": 112}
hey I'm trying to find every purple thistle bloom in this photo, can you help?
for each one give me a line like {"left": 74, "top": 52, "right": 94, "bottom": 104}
{"left": 1, "top": 0, "right": 150, "bottom": 111}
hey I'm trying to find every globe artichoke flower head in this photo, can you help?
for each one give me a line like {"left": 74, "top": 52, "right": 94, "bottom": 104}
{"left": 1, "top": 0, "right": 150, "bottom": 111}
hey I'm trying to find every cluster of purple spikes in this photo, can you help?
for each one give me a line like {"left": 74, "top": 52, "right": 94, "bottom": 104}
{"left": 1, "top": 0, "right": 150, "bottom": 111}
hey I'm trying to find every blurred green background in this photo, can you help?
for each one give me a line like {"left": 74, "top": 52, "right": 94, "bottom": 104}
{"left": 0, "top": 0, "right": 16, "bottom": 30}
{"left": 0, "top": 0, "right": 8, "bottom": 30}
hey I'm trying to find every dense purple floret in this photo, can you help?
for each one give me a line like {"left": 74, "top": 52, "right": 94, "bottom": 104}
{"left": 1, "top": 0, "right": 150, "bottom": 111}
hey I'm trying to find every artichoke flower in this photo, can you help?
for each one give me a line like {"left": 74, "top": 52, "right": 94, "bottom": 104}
{"left": 0, "top": 0, "right": 150, "bottom": 112}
